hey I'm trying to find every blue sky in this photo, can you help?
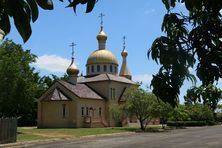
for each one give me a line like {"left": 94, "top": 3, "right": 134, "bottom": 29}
{"left": 4, "top": 0, "right": 222, "bottom": 103}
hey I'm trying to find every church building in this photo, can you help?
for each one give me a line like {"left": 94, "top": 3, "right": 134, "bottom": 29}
{"left": 37, "top": 19, "right": 136, "bottom": 128}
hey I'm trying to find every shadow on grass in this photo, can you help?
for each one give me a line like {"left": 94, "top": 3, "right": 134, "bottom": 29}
{"left": 109, "top": 127, "right": 171, "bottom": 133}
{"left": 17, "top": 132, "right": 24, "bottom": 135}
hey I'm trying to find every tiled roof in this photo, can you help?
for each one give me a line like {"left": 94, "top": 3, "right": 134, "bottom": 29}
{"left": 43, "top": 88, "right": 71, "bottom": 101}
{"left": 78, "top": 73, "right": 136, "bottom": 84}
{"left": 58, "top": 80, "right": 103, "bottom": 100}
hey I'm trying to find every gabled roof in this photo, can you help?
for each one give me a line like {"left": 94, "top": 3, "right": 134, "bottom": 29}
{"left": 42, "top": 88, "right": 71, "bottom": 101}
{"left": 78, "top": 73, "right": 136, "bottom": 84}
{"left": 58, "top": 80, "right": 103, "bottom": 100}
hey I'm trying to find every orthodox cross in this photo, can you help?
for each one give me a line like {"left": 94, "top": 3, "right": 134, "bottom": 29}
{"left": 123, "top": 36, "right": 126, "bottom": 49}
{"left": 99, "top": 13, "right": 105, "bottom": 27}
{"left": 70, "top": 42, "right": 76, "bottom": 59}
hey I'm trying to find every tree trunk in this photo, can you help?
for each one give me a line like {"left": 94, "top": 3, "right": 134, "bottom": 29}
{"left": 139, "top": 120, "right": 145, "bottom": 131}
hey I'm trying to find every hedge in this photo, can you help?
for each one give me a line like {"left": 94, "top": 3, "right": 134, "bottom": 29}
{"left": 167, "top": 121, "right": 207, "bottom": 127}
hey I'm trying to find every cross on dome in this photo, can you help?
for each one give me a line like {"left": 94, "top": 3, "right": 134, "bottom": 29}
{"left": 123, "top": 36, "right": 126, "bottom": 49}
{"left": 99, "top": 13, "right": 105, "bottom": 28}
{"left": 69, "top": 42, "right": 77, "bottom": 59}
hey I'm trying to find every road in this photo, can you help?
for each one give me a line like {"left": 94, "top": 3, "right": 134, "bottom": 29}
{"left": 29, "top": 126, "right": 222, "bottom": 148}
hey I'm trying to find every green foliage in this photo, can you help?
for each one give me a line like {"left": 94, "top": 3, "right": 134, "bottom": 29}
{"left": 148, "top": 0, "right": 222, "bottom": 107}
{"left": 124, "top": 86, "right": 159, "bottom": 131}
{"left": 152, "top": 100, "right": 173, "bottom": 128}
{"left": 109, "top": 103, "right": 123, "bottom": 127}
{"left": 168, "top": 104, "right": 214, "bottom": 123}
{"left": 216, "top": 112, "right": 222, "bottom": 122}
{"left": 0, "top": 0, "right": 97, "bottom": 42}
{"left": 185, "top": 84, "right": 222, "bottom": 113}
{"left": 0, "top": 39, "right": 39, "bottom": 119}
{"left": 168, "top": 105, "right": 190, "bottom": 121}
{"left": 0, "top": 39, "right": 69, "bottom": 125}
{"left": 39, "top": 74, "right": 68, "bottom": 89}
{"left": 153, "top": 100, "right": 173, "bottom": 119}
{"left": 186, "top": 104, "right": 214, "bottom": 122}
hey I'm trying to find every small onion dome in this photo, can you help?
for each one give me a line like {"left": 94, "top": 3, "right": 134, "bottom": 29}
{"left": 97, "top": 27, "right": 107, "bottom": 42}
{"left": 121, "top": 49, "right": 128, "bottom": 57}
{"left": 66, "top": 58, "right": 79, "bottom": 76}
{"left": 87, "top": 49, "right": 118, "bottom": 65}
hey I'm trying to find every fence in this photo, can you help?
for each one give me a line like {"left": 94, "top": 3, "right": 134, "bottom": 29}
{"left": 0, "top": 118, "right": 17, "bottom": 144}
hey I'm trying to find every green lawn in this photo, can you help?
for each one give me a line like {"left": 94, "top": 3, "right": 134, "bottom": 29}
{"left": 17, "top": 127, "right": 139, "bottom": 141}
{"left": 17, "top": 125, "right": 164, "bottom": 141}
{"left": 17, "top": 132, "right": 51, "bottom": 141}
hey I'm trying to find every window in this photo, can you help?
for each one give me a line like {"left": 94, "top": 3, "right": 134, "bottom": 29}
{"left": 91, "top": 66, "right": 94, "bottom": 72}
{"left": 110, "top": 88, "right": 112, "bottom": 99}
{"left": 62, "top": 104, "right": 66, "bottom": 118}
{"left": 90, "top": 107, "right": 94, "bottom": 117}
{"left": 97, "top": 65, "right": 100, "bottom": 72}
{"left": 81, "top": 107, "right": 84, "bottom": 116}
{"left": 113, "top": 88, "right": 115, "bottom": 99}
{"left": 86, "top": 107, "right": 89, "bottom": 116}
{"left": 110, "top": 65, "right": 113, "bottom": 72}
{"left": 103, "top": 65, "right": 107, "bottom": 72}
{"left": 99, "top": 107, "right": 102, "bottom": 116}
{"left": 87, "top": 67, "right": 89, "bottom": 74}
{"left": 110, "top": 88, "right": 116, "bottom": 99}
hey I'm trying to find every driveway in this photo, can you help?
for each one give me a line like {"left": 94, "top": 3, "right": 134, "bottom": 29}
{"left": 23, "top": 125, "right": 222, "bottom": 148}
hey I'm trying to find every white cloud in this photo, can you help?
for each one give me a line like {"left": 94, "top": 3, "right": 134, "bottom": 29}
{"left": 220, "top": 9, "right": 222, "bottom": 15}
{"left": 33, "top": 54, "right": 73, "bottom": 72}
{"left": 144, "top": 8, "right": 155, "bottom": 15}
{"left": 133, "top": 74, "right": 153, "bottom": 85}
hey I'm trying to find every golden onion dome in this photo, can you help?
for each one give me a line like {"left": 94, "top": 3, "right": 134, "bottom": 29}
{"left": 121, "top": 49, "right": 128, "bottom": 57}
{"left": 87, "top": 49, "right": 118, "bottom": 65}
{"left": 97, "top": 27, "right": 107, "bottom": 41}
{"left": 66, "top": 58, "right": 79, "bottom": 76}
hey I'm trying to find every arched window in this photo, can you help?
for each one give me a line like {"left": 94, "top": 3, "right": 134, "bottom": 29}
{"left": 99, "top": 107, "right": 102, "bottom": 116}
{"left": 87, "top": 66, "right": 89, "bottom": 74}
{"left": 86, "top": 107, "right": 89, "bottom": 116}
{"left": 62, "top": 104, "right": 66, "bottom": 118}
{"left": 110, "top": 65, "right": 113, "bottom": 72}
{"left": 104, "top": 65, "right": 107, "bottom": 72}
{"left": 81, "top": 107, "right": 84, "bottom": 116}
{"left": 91, "top": 65, "right": 94, "bottom": 73}
{"left": 110, "top": 88, "right": 116, "bottom": 99}
{"left": 97, "top": 65, "right": 100, "bottom": 72}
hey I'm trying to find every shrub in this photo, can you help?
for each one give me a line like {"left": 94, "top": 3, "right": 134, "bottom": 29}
{"left": 167, "top": 121, "right": 207, "bottom": 127}
{"left": 215, "top": 112, "right": 222, "bottom": 122}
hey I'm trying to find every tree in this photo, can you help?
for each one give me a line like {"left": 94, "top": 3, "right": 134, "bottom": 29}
{"left": 0, "top": 39, "right": 39, "bottom": 120}
{"left": 109, "top": 103, "right": 124, "bottom": 127}
{"left": 148, "top": 0, "right": 222, "bottom": 107}
{"left": 168, "top": 105, "right": 190, "bottom": 122}
{"left": 185, "top": 84, "right": 222, "bottom": 115}
{"left": 0, "top": 0, "right": 97, "bottom": 42}
{"left": 125, "top": 86, "right": 158, "bottom": 131}
{"left": 39, "top": 74, "right": 68, "bottom": 89}
{"left": 168, "top": 104, "right": 214, "bottom": 126}
{"left": 153, "top": 101, "right": 173, "bottom": 128}
{"left": 185, "top": 104, "right": 214, "bottom": 122}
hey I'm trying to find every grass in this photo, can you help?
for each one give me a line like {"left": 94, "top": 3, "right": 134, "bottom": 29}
{"left": 17, "top": 126, "right": 139, "bottom": 141}
{"left": 17, "top": 125, "right": 164, "bottom": 141}
{"left": 17, "top": 132, "right": 51, "bottom": 141}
